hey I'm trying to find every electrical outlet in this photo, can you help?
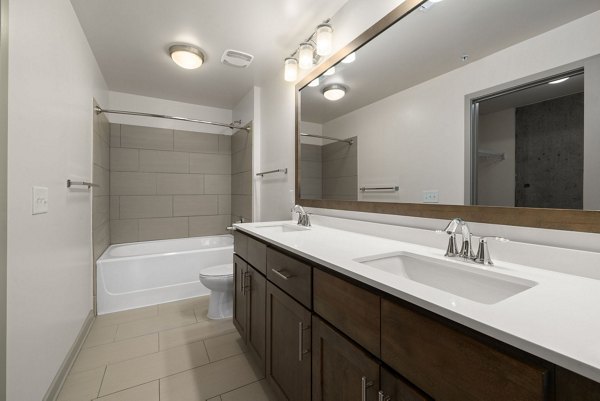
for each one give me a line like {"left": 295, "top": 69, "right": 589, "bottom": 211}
{"left": 423, "top": 190, "right": 439, "bottom": 203}
{"left": 32, "top": 186, "right": 49, "bottom": 214}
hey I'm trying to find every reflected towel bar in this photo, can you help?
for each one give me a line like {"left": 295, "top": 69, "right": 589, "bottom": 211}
{"left": 256, "top": 168, "right": 288, "bottom": 177}
{"left": 67, "top": 180, "right": 99, "bottom": 189}
{"left": 360, "top": 186, "right": 399, "bottom": 192}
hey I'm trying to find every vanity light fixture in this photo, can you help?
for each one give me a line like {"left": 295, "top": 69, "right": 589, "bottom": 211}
{"left": 549, "top": 77, "right": 570, "bottom": 84}
{"left": 169, "top": 44, "right": 205, "bottom": 69}
{"left": 308, "top": 77, "right": 320, "bottom": 87}
{"left": 322, "top": 84, "right": 347, "bottom": 101}
{"left": 342, "top": 52, "right": 356, "bottom": 64}
{"left": 282, "top": 18, "right": 334, "bottom": 82}
{"left": 324, "top": 66, "right": 336, "bottom": 76}
{"left": 284, "top": 57, "right": 299, "bottom": 82}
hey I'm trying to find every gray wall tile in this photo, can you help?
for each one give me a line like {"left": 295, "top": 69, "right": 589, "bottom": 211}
{"left": 93, "top": 196, "right": 110, "bottom": 228}
{"left": 231, "top": 130, "right": 250, "bottom": 153}
{"left": 139, "top": 150, "right": 189, "bottom": 173}
{"left": 173, "top": 195, "right": 218, "bottom": 216}
{"left": 189, "top": 153, "right": 231, "bottom": 174}
{"left": 94, "top": 132, "right": 110, "bottom": 170}
{"left": 93, "top": 166, "right": 110, "bottom": 197}
{"left": 121, "top": 124, "right": 173, "bottom": 150}
{"left": 111, "top": 148, "right": 139, "bottom": 172}
{"left": 110, "top": 172, "right": 156, "bottom": 195}
{"left": 119, "top": 196, "right": 172, "bottom": 219}
{"left": 156, "top": 173, "right": 204, "bottom": 195}
{"left": 205, "top": 175, "right": 231, "bottom": 195}
{"left": 139, "top": 217, "right": 188, "bottom": 241}
{"left": 189, "top": 215, "right": 230, "bottom": 237}
{"left": 231, "top": 172, "right": 252, "bottom": 195}
{"left": 174, "top": 130, "right": 219, "bottom": 153}
{"left": 218, "top": 195, "right": 231, "bottom": 215}
{"left": 110, "top": 219, "right": 139, "bottom": 244}
{"left": 231, "top": 146, "right": 251, "bottom": 175}
{"left": 110, "top": 123, "right": 121, "bottom": 148}
{"left": 110, "top": 196, "right": 119, "bottom": 220}
{"left": 232, "top": 195, "right": 252, "bottom": 222}
{"left": 218, "top": 135, "right": 231, "bottom": 154}
{"left": 301, "top": 143, "right": 322, "bottom": 162}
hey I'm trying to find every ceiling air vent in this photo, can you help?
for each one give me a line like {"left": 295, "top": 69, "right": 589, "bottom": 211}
{"left": 221, "top": 50, "right": 254, "bottom": 68}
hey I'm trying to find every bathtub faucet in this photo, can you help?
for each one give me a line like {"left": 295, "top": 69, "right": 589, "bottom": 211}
{"left": 291, "top": 205, "right": 311, "bottom": 227}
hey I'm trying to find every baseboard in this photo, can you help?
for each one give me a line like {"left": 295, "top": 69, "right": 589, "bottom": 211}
{"left": 43, "top": 310, "right": 95, "bottom": 401}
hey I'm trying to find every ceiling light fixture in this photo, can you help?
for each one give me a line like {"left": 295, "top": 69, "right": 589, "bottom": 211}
{"left": 169, "top": 44, "right": 205, "bottom": 70}
{"left": 549, "top": 77, "right": 570, "bottom": 85}
{"left": 322, "top": 84, "right": 347, "bottom": 101}
{"left": 324, "top": 66, "right": 336, "bottom": 76}
{"left": 282, "top": 18, "right": 334, "bottom": 82}
{"left": 342, "top": 52, "right": 356, "bottom": 64}
{"left": 308, "top": 78, "right": 320, "bottom": 87}
{"left": 284, "top": 58, "right": 299, "bottom": 82}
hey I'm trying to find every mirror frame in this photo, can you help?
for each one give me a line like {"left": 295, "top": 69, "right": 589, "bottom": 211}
{"left": 295, "top": 0, "right": 600, "bottom": 233}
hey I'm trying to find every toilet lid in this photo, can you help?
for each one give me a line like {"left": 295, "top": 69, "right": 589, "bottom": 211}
{"left": 199, "top": 263, "right": 233, "bottom": 278}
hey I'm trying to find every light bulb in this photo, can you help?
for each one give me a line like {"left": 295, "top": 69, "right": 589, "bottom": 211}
{"left": 298, "top": 42, "right": 315, "bottom": 69}
{"left": 342, "top": 52, "right": 356, "bottom": 64}
{"left": 284, "top": 58, "right": 298, "bottom": 82}
{"left": 308, "top": 78, "right": 320, "bottom": 87}
{"left": 324, "top": 66, "right": 335, "bottom": 76}
{"left": 316, "top": 24, "right": 333, "bottom": 56}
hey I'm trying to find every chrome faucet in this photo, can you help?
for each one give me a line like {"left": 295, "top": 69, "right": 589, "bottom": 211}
{"left": 291, "top": 205, "right": 311, "bottom": 227}
{"left": 473, "top": 236, "right": 509, "bottom": 266}
{"left": 441, "top": 218, "right": 474, "bottom": 260}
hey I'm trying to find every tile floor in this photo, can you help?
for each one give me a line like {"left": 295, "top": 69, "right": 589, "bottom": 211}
{"left": 57, "top": 296, "right": 278, "bottom": 401}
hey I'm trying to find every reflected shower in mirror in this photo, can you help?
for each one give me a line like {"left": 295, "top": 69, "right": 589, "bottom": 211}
{"left": 297, "top": 0, "right": 600, "bottom": 210}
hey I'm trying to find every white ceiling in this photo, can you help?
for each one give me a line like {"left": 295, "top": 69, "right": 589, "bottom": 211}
{"left": 300, "top": 0, "right": 600, "bottom": 124}
{"left": 70, "top": 0, "right": 349, "bottom": 109}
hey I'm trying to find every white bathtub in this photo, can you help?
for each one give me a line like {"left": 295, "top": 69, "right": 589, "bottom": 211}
{"left": 97, "top": 235, "right": 233, "bottom": 315}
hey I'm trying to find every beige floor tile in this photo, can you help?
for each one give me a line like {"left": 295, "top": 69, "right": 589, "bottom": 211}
{"left": 115, "top": 309, "right": 197, "bottom": 340}
{"left": 193, "top": 302, "right": 211, "bottom": 322}
{"left": 220, "top": 380, "right": 278, "bottom": 401}
{"left": 204, "top": 332, "right": 246, "bottom": 362}
{"left": 207, "top": 397, "right": 222, "bottom": 401}
{"left": 94, "top": 381, "right": 159, "bottom": 401}
{"left": 159, "top": 295, "right": 209, "bottom": 315}
{"left": 57, "top": 366, "right": 105, "bottom": 401}
{"left": 99, "top": 341, "right": 209, "bottom": 396}
{"left": 160, "top": 354, "right": 263, "bottom": 401}
{"left": 73, "top": 333, "right": 158, "bottom": 373}
{"left": 95, "top": 305, "right": 158, "bottom": 327}
{"left": 159, "top": 319, "right": 236, "bottom": 350}
{"left": 84, "top": 323, "right": 118, "bottom": 348}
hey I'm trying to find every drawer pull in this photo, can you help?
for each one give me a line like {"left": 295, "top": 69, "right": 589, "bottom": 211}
{"left": 362, "top": 376, "right": 373, "bottom": 401}
{"left": 271, "top": 268, "right": 294, "bottom": 280}
{"left": 378, "top": 390, "right": 391, "bottom": 401}
{"left": 298, "top": 321, "right": 310, "bottom": 361}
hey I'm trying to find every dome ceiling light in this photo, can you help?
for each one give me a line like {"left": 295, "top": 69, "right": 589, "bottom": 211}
{"left": 169, "top": 44, "right": 205, "bottom": 70}
{"left": 322, "top": 84, "right": 347, "bottom": 101}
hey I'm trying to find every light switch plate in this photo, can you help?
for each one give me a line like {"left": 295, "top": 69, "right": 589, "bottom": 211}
{"left": 32, "top": 186, "right": 48, "bottom": 214}
{"left": 423, "top": 190, "right": 439, "bottom": 203}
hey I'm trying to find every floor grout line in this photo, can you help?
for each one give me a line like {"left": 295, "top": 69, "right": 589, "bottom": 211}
{"left": 96, "top": 365, "right": 108, "bottom": 399}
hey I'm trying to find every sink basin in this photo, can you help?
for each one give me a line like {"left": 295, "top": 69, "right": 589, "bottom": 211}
{"left": 355, "top": 252, "right": 537, "bottom": 304}
{"left": 254, "top": 223, "right": 310, "bottom": 234}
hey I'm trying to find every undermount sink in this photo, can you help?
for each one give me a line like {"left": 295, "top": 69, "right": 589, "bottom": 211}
{"left": 254, "top": 223, "right": 310, "bottom": 234}
{"left": 355, "top": 252, "right": 537, "bottom": 304}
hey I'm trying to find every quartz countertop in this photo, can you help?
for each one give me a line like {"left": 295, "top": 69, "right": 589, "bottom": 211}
{"left": 234, "top": 219, "right": 600, "bottom": 382}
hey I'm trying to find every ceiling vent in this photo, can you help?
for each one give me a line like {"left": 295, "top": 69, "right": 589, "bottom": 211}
{"left": 221, "top": 50, "right": 254, "bottom": 68}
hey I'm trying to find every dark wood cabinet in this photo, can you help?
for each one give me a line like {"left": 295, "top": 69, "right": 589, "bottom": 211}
{"left": 247, "top": 236, "right": 267, "bottom": 274}
{"left": 233, "top": 230, "right": 248, "bottom": 259}
{"left": 381, "top": 298, "right": 550, "bottom": 401}
{"left": 266, "top": 282, "right": 312, "bottom": 401}
{"left": 312, "top": 315, "right": 380, "bottom": 401}
{"left": 232, "top": 254, "right": 247, "bottom": 339}
{"left": 380, "top": 366, "right": 432, "bottom": 401}
{"left": 267, "top": 247, "right": 312, "bottom": 308}
{"left": 556, "top": 367, "right": 600, "bottom": 401}
{"left": 246, "top": 265, "right": 266, "bottom": 369}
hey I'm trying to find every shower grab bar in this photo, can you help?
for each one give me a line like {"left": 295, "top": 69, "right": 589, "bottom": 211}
{"left": 300, "top": 133, "right": 354, "bottom": 144}
{"left": 95, "top": 106, "right": 250, "bottom": 131}
{"left": 360, "top": 186, "right": 399, "bottom": 192}
{"left": 256, "top": 168, "right": 287, "bottom": 177}
{"left": 67, "top": 180, "right": 99, "bottom": 189}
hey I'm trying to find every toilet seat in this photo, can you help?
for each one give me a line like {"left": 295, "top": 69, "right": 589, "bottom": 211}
{"left": 199, "top": 263, "right": 233, "bottom": 278}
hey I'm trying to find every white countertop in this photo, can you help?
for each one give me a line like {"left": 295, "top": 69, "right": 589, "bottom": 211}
{"left": 234, "top": 219, "right": 600, "bottom": 382}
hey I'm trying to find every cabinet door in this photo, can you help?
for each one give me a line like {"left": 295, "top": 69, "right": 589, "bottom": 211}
{"left": 232, "top": 254, "right": 247, "bottom": 338}
{"left": 312, "top": 316, "right": 380, "bottom": 401}
{"left": 266, "top": 282, "right": 311, "bottom": 401}
{"left": 247, "top": 266, "right": 266, "bottom": 373}
{"left": 380, "top": 366, "right": 432, "bottom": 401}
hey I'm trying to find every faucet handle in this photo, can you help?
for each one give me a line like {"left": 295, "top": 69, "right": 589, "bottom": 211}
{"left": 473, "top": 236, "right": 509, "bottom": 266}
{"left": 436, "top": 230, "right": 459, "bottom": 257}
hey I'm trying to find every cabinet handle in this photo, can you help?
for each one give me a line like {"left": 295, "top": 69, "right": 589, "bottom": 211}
{"left": 378, "top": 390, "right": 391, "bottom": 401}
{"left": 361, "top": 376, "right": 373, "bottom": 401}
{"left": 298, "top": 322, "right": 303, "bottom": 361}
{"left": 241, "top": 271, "right": 250, "bottom": 295}
{"left": 245, "top": 271, "right": 251, "bottom": 293}
{"left": 271, "top": 268, "right": 294, "bottom": 280}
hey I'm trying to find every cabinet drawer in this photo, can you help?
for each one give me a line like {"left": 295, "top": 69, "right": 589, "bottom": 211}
{"left": 233, "top": 230, "right": 248, "bottom": 259}
{"left": 380, "top": 366, "right": 432, "bottom": 401}
{"left": 556, "top": 367, "right": 600, "bottom": 401}
{"left": 247, "top": 237, "right": 267, "bottom": 274}
{"left": 267, "top": 248, "right": 312, "bottom": 308}
{"left": 313, "top": 268, "right": 380, "bottom": 357}
{"left": 381, "top": 299, "right": 550, "bottom": 401}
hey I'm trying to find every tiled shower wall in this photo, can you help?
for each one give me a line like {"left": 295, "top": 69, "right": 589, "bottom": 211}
{"left": 92, "top": 103, "right": 111, "bottom": 310}
{"left": 231, "top": 128, "right": 253, "bottom": 223}
{"left": 109, "top": 124, "right": 232, "bottom": 243}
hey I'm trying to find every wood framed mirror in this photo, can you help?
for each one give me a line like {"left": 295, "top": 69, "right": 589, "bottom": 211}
{"left": 295, "top": 0, "right": 600, "bottom": 233}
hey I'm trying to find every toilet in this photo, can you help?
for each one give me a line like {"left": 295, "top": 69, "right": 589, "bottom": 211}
{"left": 199, "top": 264, "right": 234, "bottom": 319}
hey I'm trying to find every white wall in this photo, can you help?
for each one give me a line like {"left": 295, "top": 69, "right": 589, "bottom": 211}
{"left": 6, "top": 0, "right": 108, "bottom": 399}
{"left": 107, "top": 91, "right": 232, "bottom": 135}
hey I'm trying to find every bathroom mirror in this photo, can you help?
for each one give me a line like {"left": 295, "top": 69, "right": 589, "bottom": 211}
{"left": 295, "top": 0, "right": 600, "bottom": 232}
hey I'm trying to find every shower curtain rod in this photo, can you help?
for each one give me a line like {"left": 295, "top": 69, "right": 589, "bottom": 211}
{"left": 300, "top": 132, "right": 353, "bottom": 144}
{"left": 94, "top": 106, "right": 250, "bottom": 131}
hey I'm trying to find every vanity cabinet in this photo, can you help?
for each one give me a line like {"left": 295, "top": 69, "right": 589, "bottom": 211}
{"left": 380, "top": 367, "right": 432, "bottom": 401}
{"left": 232, "top": 254, "right": 247, "bottom": 339}
{"left": 266, "top": 282, "right": 312, "bottom": 401}
{"left": 312, "top": 315, "right": 380, "bottom": 401}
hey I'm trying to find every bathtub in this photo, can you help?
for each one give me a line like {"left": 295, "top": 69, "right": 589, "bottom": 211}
{"left": 96, "top": 235, "right": 233, "bottom": 315}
